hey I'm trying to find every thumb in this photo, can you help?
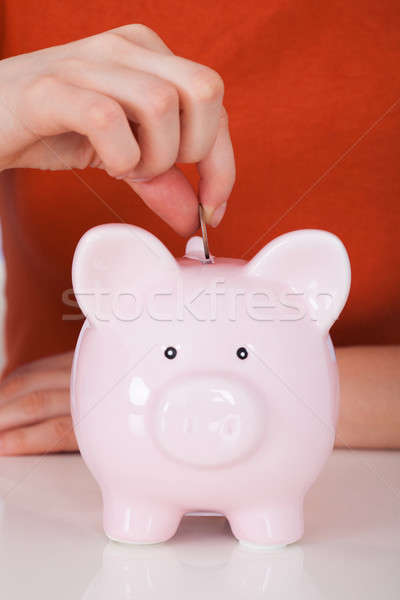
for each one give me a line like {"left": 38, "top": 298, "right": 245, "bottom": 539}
{"left": 125, "top": 166, "right": 199, "bottom": 237}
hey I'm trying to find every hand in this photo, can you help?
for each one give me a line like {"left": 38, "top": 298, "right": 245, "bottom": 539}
{"left": 0, "top": 24, "right": 235, "bottom": 235}
{"left": 0, "top": 352, "right": 77, "bottom": 455}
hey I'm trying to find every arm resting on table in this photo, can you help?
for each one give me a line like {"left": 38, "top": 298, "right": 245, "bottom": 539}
{"left": 336, "top": 345, "right": 400, "bottom": 449}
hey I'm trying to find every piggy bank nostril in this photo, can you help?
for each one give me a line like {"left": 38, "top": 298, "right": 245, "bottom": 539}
{"left": 183, "top": 416, "right": 194, "bottom": 434}
{"left": 208, "top": 414, "right": 241, "bottom": 438}
{"left": 221, "top": 415, "right": 241, "bottom": 439}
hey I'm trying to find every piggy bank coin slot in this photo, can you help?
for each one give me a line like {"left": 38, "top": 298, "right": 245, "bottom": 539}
{"left": 184, "top": 236, "right": 215, "bottom": 263}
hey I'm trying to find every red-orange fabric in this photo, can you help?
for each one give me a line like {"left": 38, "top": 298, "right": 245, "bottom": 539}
{"left": 0, "top": 1, "right": 400, "bottom": 376}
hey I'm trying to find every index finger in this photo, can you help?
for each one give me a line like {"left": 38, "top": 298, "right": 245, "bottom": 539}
{"left": 130, "top": 109, "right": 235, "bottom": 235}
{"left": 197, "top": 108, "right": 236, "bottom": 227}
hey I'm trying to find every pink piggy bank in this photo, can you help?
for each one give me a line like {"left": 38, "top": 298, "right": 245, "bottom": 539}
{"left": 71, "top": 224, "right": 350, "bottom": 548}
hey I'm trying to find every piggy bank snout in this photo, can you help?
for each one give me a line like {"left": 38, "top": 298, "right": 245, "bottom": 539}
{"left": 152, "top": 375, "right": 265, "bottom": 468}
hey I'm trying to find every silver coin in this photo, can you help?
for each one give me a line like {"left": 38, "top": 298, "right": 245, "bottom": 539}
{"left": 198, "top": 204, "right": 211, "bottom": 261}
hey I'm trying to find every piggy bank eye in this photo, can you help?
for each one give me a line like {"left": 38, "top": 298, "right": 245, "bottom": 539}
{"left": 164, "top": 346, "right": 177, "bottom": 360}
{"left": 236, "top": 347, "right": 248, "bottom": 360}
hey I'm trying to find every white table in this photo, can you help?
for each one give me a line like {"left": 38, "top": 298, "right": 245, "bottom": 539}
{"left": 0, "top": 449, "right": 399, "bottom": 599}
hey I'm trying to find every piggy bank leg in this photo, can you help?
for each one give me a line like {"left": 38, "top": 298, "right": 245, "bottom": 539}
{"left": 227, "top": 500, "right": 304, "bottom": 548}
{"left": 102, "top": 494, "right": 182, "bottom": 544}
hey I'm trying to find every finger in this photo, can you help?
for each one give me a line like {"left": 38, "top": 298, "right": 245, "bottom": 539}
{"left": 127, "top": 165, "right": 199, "bottom": 236}
{"left": 0, "top": 367, "right": 70, "bottom": 405}
{"left": 16, "top": 352, "right": 74, "bottom": 374}
{"left": 23, "top": 76, "right": 140, "bottom": 177}
{"left": 41, "top": 351, "right": 74, "bottom": 369}
{"left": 126, "top": 48, "right": 224, "bottom": 162}
{"left": 198, "top": 108, "right": 236, "bottom": 227}
{"left": 84, "top": 36, "right": 225, "bottom": 163}
{"left": 0, "top": 416, "right": 77, "bottom": 455}
{"left": 0, "top": 389, "right": 70, "bottom": 431}
{"left": 110, "top": 23, "right": 173, "bottom": 55}
{"left": 55, "top": 61, "right": 180, "bottom": 180}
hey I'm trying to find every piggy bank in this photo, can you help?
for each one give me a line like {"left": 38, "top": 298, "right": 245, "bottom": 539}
{"left": 71, "top": 224, "right": 350, "bottom": 548}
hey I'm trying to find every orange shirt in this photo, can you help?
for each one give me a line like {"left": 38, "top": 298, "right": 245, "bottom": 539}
{"left": 0, "top": 0, "right": 400, "bottom": 376}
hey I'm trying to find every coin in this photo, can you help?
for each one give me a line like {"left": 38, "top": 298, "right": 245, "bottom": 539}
{"left": 198, "top": 203, "right": 211, "bottom": 262}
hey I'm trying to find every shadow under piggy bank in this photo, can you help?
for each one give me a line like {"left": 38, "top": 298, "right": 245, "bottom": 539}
{"left": 82, "top": 517, "right": 319, "bottom": 600}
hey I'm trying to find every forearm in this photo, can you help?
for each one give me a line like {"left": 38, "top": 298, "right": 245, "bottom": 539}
{"left": 335, "top": 345, "right": 400, "bottom": 449}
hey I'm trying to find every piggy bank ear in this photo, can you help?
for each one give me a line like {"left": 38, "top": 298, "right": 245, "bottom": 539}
{"left": 245, "top": 229, "right": 351, "bottom": 332}
{"left": 72, "top": 224, "right": 178, "bottom": 322}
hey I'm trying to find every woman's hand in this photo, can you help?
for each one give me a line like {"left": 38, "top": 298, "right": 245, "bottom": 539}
{"left": 0, "top": 352, "right": 77, "bottom": 455}
{"left": 0, "top": 24, "right": 235, "bottom": 235}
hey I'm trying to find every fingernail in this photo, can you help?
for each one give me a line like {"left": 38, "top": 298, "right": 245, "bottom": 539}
{"left": 206, "top": 202, "right": 227, "bottom": 228}
{"left": 125, "top": 176, "right": 152, "bottom": 183}
{"left": 113, "top": 172, "right": 152, "bottom": 182}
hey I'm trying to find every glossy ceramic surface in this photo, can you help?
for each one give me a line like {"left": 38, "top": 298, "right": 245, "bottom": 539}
{"left": 71, "top": 225, "right": 351, "bottom": 546}
{"left": 1, "top": 451, "right": 399, "bottom": 599}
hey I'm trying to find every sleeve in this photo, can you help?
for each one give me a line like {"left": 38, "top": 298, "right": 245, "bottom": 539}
{"left": 0, "top": 0, "right": 4, "bottom": 202}
{"left": 0, "top": 2, "right": 4, "bottom": 59}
